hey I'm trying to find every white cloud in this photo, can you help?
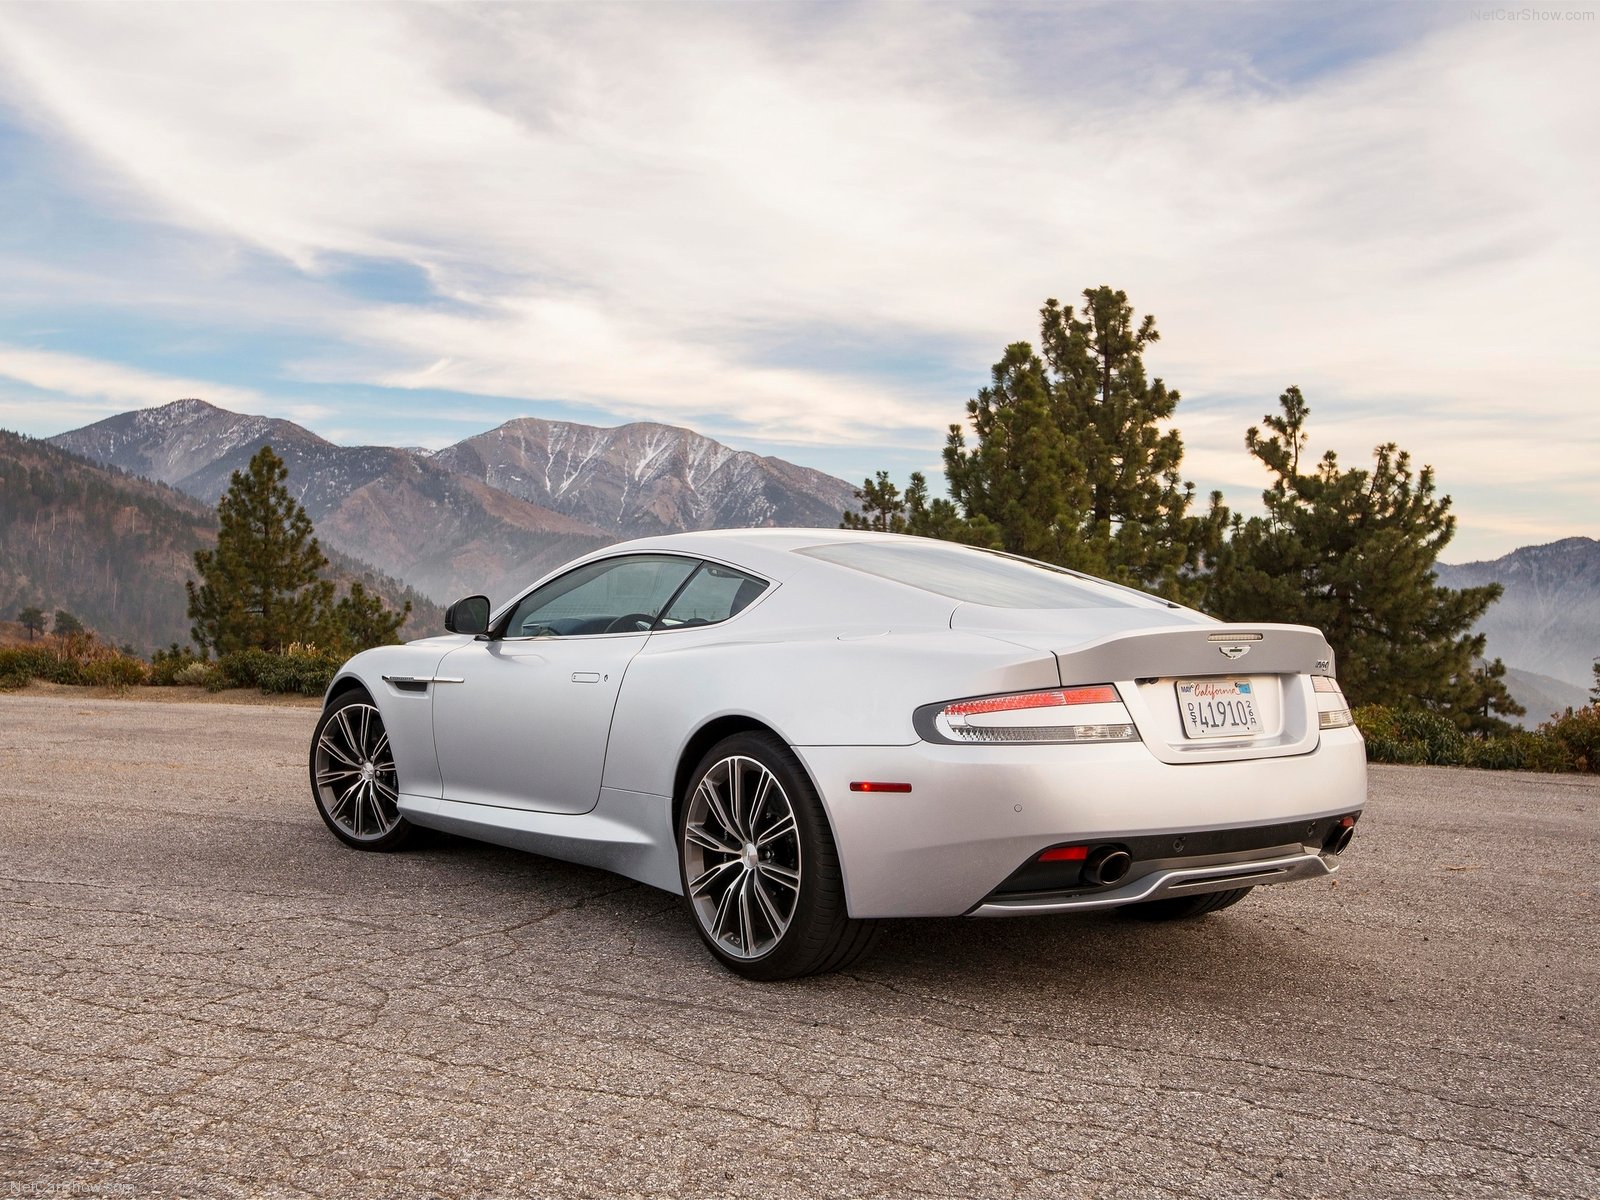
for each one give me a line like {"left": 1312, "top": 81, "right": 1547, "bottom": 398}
{"left": 0, "top": 2, "right": 1595, "bottom": 557}
{"left": 0, "top": 346, "right": 330, "bottom": 429}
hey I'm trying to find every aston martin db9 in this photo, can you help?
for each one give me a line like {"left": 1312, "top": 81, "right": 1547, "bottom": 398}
{"left": 309, "top": 530, "right": 1364, "bottom": 979}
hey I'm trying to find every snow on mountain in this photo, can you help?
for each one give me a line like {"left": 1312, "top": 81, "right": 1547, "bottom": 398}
{"left": 431, "top": 417, "right": 859, "bottom": 537}
{"left": 50, "top": 400, "right": 612, "bottom": 603}
{"left": 49, "top": 400, "right": 861, "bottom": 603}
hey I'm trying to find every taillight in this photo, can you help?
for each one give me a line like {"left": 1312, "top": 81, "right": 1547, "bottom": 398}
{"left": 932, "top": 686, "right": 1139, "bottom": 744}
{"left": 1313, "top": 675, "right": 1354, "bottom": 729}
{"left": 1037, "top": 845, "right": 1088, "bottom": 862}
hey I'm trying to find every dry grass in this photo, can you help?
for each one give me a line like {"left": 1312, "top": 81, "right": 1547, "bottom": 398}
{"left": 12, "top": 679, "right": 320, "bottom": 707}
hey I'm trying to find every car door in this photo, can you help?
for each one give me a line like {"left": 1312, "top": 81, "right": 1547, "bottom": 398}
{"left": 432, "top": 554, "right": 700, "bottom": 815}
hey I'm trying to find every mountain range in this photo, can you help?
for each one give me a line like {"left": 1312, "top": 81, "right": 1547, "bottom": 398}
{"left": 0, "top": 429, "right": 441, "bottom": 651}
{"left": 11, "top": 399, "right": 1597, "bottom": 718}
{"left": 51, "top": 399, "right": 857, "bottom": 604}
{"left": 1435, "top": 537, "right": 1599, "bottom": 720}
{"left": 430, "top": 418, "right": 857, "bottom": 539}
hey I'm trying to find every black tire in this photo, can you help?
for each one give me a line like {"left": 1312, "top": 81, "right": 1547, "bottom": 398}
{"left": 677, "top": 732, "right": 881, "bottom": 981}
{"left": 1124, "top": 886, "right": 1253, "bottom": 922}
{"left": 309, "top": 690, "right": 414, "bottom": 852}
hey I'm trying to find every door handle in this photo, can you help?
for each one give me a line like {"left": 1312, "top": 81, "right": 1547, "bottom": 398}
{"left": 571, "top": 672, "right": 601, "bottom": 684}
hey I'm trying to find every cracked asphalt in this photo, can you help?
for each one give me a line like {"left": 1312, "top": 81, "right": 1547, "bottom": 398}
{"left": 1, "top": 692, "right": 1596, "bottom": 1199}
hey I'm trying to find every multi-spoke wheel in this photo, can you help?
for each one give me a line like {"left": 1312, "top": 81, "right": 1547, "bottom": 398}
{"left": 309, "top": 691, "right": 413, "bottom": 851}
{"left": 678, "top": 732, "right": 880, "bottom": 980}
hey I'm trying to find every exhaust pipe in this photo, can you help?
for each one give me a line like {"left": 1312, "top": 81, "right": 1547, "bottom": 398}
{"left": 1323, "top": 822, "right": 1355, "bottom": 856}
{"left": 1083, "top": 846, "right": 1132, "bottom": 887}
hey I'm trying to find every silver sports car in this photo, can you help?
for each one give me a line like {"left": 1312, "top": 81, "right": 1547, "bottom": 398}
{"left": 309, "top": 529, "right": 1365, "bottom": 979}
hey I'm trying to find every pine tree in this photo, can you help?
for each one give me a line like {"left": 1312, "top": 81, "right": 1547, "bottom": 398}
{"left": 1205, "top": 387, "right": 1521, "bottom": 730}
{"left": 842, "top": 471, "right": 910, "bottom": 533}
{"left": 329, "top": 581, "right": 410, "bottom": 653}
{"left": 16, "top": 606, "right": 45, "bottom": 641}
{"left": 53, "top": 609, "right": 85, "bottom": 642}
{"left": 1590, "top": 658, "right": 1599, "bottom": 705}
{"left": 944, "top": 342, "right": 1084, "bottom": 563}
{"left": 844, "top": 289, "right": 1224, "bottom": 602}
{"left": 187, "top": 445, "right": 334, "bottom": 655}
{"left": 1034, "top": 288, "right": 1228, "bottom": 597}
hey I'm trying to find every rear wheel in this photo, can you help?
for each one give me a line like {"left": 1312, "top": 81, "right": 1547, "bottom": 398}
{"left": 678, "top": 732, "right": 880, "bottom": 980}
{"left": 1124, "top": 886, "right": 1253, "bottom": 921}
{"left": 309, "top": 691, "right": 413, "bottom": 851}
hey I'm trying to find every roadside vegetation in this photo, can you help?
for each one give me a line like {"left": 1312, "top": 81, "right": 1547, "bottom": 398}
{"left": 845, "top": 283, "right": 1596, "bottom": 772}
{"left": 5, "top": 290, "right": 1595, "bottom": 769}
{"left": 1354, "top": 704, "right": 1599, "bottom": 774}
{"left": 3, "top": 446, "right": 403, "bottom": 698}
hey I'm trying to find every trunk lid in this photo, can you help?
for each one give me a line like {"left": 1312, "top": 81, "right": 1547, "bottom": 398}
{"left": 951, "top": 605, "right": 1335, "bottom": 763}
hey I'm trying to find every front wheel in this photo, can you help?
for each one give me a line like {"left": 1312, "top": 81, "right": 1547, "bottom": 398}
{"left": 678, "top": 732, "right": 880, "bottom": 980}
{"left": 309, "top": 691, "right": 413, "bottom": 851}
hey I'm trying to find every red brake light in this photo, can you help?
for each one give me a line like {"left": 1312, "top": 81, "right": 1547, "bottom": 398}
{"left": 943, "top": 686, "right": 1119, "bottom": 717}
{"left": 1037, "top": 845, "right": 1088, "bottom": 862}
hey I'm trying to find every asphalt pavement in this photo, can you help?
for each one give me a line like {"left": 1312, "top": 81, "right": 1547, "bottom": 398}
{"left": 1, "top": 692, "right": 1596, "bottom": 1199}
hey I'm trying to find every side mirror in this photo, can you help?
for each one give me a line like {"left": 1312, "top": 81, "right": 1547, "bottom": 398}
{"left": 444, "top": 594, "right": 492, "bottom": 636}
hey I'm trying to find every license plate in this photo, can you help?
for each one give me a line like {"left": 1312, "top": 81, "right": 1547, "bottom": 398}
{"left": 1174, "top": 679, "right": 1262, "bottom": 740}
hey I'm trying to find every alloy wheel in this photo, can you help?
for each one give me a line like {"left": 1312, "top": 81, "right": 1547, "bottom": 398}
{"left": 312, "top": 701, "right": 402, "bottom": 842}
{"left": 681, "top": 754, "right": 802, "bottom": 960}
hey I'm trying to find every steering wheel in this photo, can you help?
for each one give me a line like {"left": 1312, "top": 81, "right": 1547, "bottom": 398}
{"left": 603, "top": 612, "right": 656, "bottom": 633}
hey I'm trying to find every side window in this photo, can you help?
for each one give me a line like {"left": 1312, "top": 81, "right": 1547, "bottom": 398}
{"left": 504, "top": 555, "right": 698, "bottom": 637}
{"left": 656, "top": 564, "right": 768, "bottom": 629}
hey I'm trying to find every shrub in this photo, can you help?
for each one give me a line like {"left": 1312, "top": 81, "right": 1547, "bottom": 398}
{"left": 1353, "top": 704, "right": 1428, "bottom": 765}
{"left": 172, "top": 661, "right": 220, "bottom": 688}
{"left": 1357, "top": 700, "right": 1597, "bottom": 773}
{"left": 149, "top": 644, "right": 205, "bottom": 686}
{"left": 216, "top": 647, "right": 276, "bottom": 690}
{"left": 0, "top": 644, "right": 152, "bottom": 689}
{"left": 80, "top": 657, "right": 150, "bottom": 689}
{"left": 1461, "top": 732, "right": 1524, "bottom": 771}
{"left": 253, "top": 645, "right": 342, "bottom": 696}
{"left": 1538, "top": 706, "right": 1600, "bottom": 773}
{"left": 1392, "top": 709, "right": 1467, "bottom": 765}
{"left": 214, "top": 644, "right": 342, "bottom": 696}
{"left": 0, "top": 646, "right": 84, "bottom": 685}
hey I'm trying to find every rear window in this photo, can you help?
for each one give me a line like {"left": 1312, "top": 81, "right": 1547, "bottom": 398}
{"left": 795, "top": 540, "right": 1161, "bottom": 610}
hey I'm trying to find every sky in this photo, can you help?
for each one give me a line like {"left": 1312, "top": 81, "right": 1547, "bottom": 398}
{"left": 0, "top": 0, "right": 1595, "bottom": 562}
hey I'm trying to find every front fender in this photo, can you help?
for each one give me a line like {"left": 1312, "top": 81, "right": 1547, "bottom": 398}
{"left": 320, "top": 641, "right": 462, "bottom": 798}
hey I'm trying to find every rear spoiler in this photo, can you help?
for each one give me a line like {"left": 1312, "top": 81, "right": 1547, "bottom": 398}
{"left": 1051, "top": 624, "right": 1335, "bottom": 685}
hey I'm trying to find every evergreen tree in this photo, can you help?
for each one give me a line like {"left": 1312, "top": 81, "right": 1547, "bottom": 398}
{"left": 1591, "top": 658, "right": 1599, "bottom": 705}
{"left": 843, "top": 471, "right": 967, "bottom": 539}
{"left": 844, "top": 288, "right": 1223, "bottom": 602}
{"left": 1034, "top": 288, "right": 1228, "bottom": 596}
{"left": 16, "top": 606, "right": 45, "bottom": 641}
{"left": 842, "top": 471, "right": 910, "bottom": 533}
{"left": 329, "top": 581, "right": 410, "bottom": 653}
{"left": 901, "top": 472, "right": 968, "bottom": 541}
{"left": 1205, "top": 387, "right": 1521, "bottom": 730}
{"left": 53, "top": 609, "right": 85, "bottom": 641}
{"left": 944, "top": 342, "right": 1083, "bottom": 563}
{"left": 187, "top": 445, "right": 334, "bottom": 655}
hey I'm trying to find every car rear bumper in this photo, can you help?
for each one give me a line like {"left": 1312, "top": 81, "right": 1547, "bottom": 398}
{"left": 795, "top": 728, "right": 1367, "bottom": 918}
{"left": 969, "top": 847, "right": 1335, "bottom": 916}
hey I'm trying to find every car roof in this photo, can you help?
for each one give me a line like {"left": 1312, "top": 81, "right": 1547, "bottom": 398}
{"left": 591, "top": 527, "right": 909, "bottom": 580}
